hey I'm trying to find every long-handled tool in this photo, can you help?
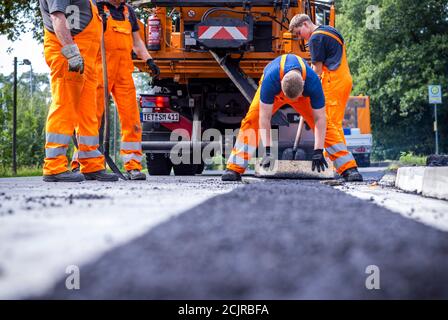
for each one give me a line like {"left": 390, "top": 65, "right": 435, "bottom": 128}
{"left": 282, "top": 116, "right": 306, "bottom": 160}
{"left": 100, "top": 12, "right": 127, "bottom": 180}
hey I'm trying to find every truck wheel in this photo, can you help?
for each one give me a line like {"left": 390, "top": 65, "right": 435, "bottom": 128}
{"left": 173, "top": 164, "right": 199, "bottom": 176}
{"left": 196, "top": 162, "right": 205, "bottom": 174}
{"left": 146, "top": 153, "right": 172, "bottom": 175}
{"left": 354, "top": 153, "right": 371, "bottom": 167}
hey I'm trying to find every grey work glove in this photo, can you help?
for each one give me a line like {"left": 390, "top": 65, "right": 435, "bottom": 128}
{"left": 311, "top": 149, "right": 329, "bottom": 172}
{"left": 260, "top": 146, "right": 275, "bottom": 170}
{"left": 61, "top": 44, "right": 84, "bottom": 74}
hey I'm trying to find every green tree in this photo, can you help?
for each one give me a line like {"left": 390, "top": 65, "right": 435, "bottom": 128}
{"left": 0, "top": 0, "right": 43, "bottom": 42}
{"left": 0, "top": 72, "right": 50, "bottom": 172}
{"left": 337, "top": 0, "right": 448, "bottom": 159}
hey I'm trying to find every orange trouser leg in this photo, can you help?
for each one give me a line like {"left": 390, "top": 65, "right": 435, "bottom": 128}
{"left": 65, "top": 45, "right": 104, "bottom": 174}
{"left": 322, "top": 74, "right": 357, "bottom": 174}
{"left": 43, "top": 51, "right": 80, "bottom": 175}
{"left": 111, "top": 55, "right": 143, "bottom": 171}
{"left": 71, "top": 52, "right": 105, "bottom": 171}
{"left": 226, "top": 87, "right": 266, "bottom": 174}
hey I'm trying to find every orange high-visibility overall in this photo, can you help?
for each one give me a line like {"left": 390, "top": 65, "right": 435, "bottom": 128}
{"left": 43, "top": 0, "right": 104, "bottom": 175}
{"left": 227, "top": 54, "right": 356, "bottom": 173}
{"left": 227, "top": 54, "right": 350, "bottom": 174}
{"left": 312, "top": 30, "right": 357, "bottom": 173}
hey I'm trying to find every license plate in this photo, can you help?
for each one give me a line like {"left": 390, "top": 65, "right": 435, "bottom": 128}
{"left": 142, "top": 112, "right": 180, "bottom": 122}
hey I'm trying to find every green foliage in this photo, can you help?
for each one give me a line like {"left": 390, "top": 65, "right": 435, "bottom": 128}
{"left": 0, "top": 166, "right": 43, "bottom": 178}
{"left": 0, "top": 0, "right": 43, "bottom": 42}
{"left": 0, "top": 72, "right": 50, "bottom": 172}
{"left": 337, "top": 0, "right": 448, "bottom": 159}
{"left": 398, "top": 151, "right": 427, "bottom": 166}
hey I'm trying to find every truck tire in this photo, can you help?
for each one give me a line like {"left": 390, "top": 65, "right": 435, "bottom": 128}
{"left": 196, "top": 162, "right": 205, "bottom": 174}
{"left": 146, "top": 153, "right": 172, "bottom": 175}
{"left": 173, "top": 164, "right": 199, "bottom": 176}
{"left": 354, "top": 153, "right": 371, "bottom": 167}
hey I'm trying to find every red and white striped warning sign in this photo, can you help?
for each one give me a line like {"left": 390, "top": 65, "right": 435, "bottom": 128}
{"left": 198, "top": 26, "right": 249, "bottom": 40}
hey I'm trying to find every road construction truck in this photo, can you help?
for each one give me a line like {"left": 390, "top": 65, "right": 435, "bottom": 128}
{"left": 130, "top": 0, "right": 344, "bottom": 175}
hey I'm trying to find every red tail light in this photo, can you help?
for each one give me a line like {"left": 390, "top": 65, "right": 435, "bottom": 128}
{"left": 140, "top": 95, "right": 170, "bottom": 109}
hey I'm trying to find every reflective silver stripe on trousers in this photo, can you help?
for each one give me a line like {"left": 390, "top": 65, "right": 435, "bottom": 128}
{"left": 121, "top": 141, "right": 142, "bottom": 151}
{"left": 45, "top": 147, "right": 67, "bottom": 158}
{"left": 78, "top": 135, "right": 99, "bottom": 146}
{"left": 233, "top": 140, "right": 256, "bottom": 155}
{"left": 78, "top": 150, "right": 103, "bottom": 159}
{"left": 46, "top": 132, "right": 71, "bottom": 145}
{"left": 227, "top": 154, "right": 248, "bottom": 168}
{"left": 326, "top": 143, "right": 348, "bottom": 155}
{"left": 334, "top": 153, "right": 355, "bottom": 169}
{"left": 121, "top": 153, "right": 143, "bottom": 163}
{"left": 72, "top": 151, "right": 78, "bottom": 161}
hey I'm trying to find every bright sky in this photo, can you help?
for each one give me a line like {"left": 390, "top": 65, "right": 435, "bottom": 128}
{"left": 0, "top": 31, "right": 50, "bottom": 76}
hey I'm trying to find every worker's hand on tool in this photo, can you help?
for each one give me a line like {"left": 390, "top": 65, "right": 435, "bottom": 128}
{"left": 146, "top": 59, "right": 160, "bottom": 79}
{"left": 311, "top": 149, "right": 328, "bottom": 172}
{"left": 260, "top": 147, "right": 275, "bottom": 170}
{"left": 61, "top": 44, "right": 84, "bottom": 74}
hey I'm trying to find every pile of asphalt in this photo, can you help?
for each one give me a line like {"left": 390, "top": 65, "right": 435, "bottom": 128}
{"left": 40, "top": 179, "right": 448, "bottom": 299}
{"left": 427, "top": 154, "right": 448, "bottom": 167}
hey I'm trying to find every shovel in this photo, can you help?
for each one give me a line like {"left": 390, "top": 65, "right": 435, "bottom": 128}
{"left": 282, "top": 116, "right": 306, "bottom": 160}
{"left": 100, "top": 12, "right": 127, "bottom": 180}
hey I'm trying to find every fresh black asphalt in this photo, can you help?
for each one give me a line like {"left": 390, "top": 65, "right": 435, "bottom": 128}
{"left": 41, "top": 179, "right": 448, "bottom": 299}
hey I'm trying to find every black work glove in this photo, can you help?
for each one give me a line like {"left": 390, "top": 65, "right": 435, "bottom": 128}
{"left": 311, "top": 149, "right": 329, "bottom": 172}
{"left": 146, "top": 58, "right": 160, "bottom": 79}
{"left": 260, "top": 147, "right": 275, "bottom": 170}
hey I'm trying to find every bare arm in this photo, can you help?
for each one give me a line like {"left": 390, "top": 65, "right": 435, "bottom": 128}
{"left": 259, "top": 101, "right": 274, "bottom": 148}
{"left": 50, "top": 12, "right": 74, "bottom": 46}
{"left": 312, "top": 107, "right": 326, "bottom": 150}
{"left": 312, "top": 62, "right": 324, "bottom": 78}
{"left": 132, "top": 31, "right": 152, "bottom": 60}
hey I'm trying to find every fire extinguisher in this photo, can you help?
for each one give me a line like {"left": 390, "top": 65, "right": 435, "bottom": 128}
{"left": 147, "top": 11, "right": 161, "bottom": 51}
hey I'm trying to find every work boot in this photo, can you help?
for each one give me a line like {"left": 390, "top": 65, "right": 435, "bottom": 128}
{"left": 43, "top": 171, "right": 85, "bottom": 182}
{"left": 341, "top": 167, "right": 363, "bottom": 182}
{"left": 127, "top": 169, "right": 147, "bottom": 181}
{"left": 83, "top": 170, "right": 119, "bottom": 182}
{"left": 72, "top": 166, "right": 80, "bottom": 173}
{"left": 221, "top": 169, "right": 242, "bottom": 182}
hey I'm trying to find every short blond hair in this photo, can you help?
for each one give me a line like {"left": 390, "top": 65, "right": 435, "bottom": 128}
{"left": 281, "top": 71, "right": 304, "bottom": 100}
{"left": 289, "top": 14, "right": 312, "bottom": 32}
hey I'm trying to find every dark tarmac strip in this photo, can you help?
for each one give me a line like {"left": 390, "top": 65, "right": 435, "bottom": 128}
{"left": 40, "top": 180, "right": 448, "bottom": 299}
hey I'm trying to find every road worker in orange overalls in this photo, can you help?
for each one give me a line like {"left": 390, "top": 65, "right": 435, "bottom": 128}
{"left": 289, "top": 14, "right": 363, "bottom": 181}
{"left": 222, "top": 54, "right": 330, "bottom": 181}
{"left": 71, "top": 0, "right": 160, "bottom": 180}
{"left": 39, "top": 0, "right": 118, "bottom": 182}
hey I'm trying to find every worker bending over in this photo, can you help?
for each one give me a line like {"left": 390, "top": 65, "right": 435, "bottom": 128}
{"left": 72, "top": 0, "right": 160, "bottom": 180}
{"left": 39, "top": 0, "right": 118, "bottom": 182}
{"left": 289, "top": 14, "right": 363, "bottom": 181}
{"left": 222, "top": 54, "right": 331, "bottom": 181}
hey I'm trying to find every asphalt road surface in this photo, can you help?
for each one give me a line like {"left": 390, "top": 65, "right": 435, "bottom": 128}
{"left": 1, "top": 168, "right": 447, "bottom": 299}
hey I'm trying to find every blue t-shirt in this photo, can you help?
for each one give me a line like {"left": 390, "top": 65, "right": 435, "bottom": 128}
{"left": 259, "top": 54, "right": 325, "bottom": 109}
{"left": 308, "top": 25, "right": 344, "bottom": 71}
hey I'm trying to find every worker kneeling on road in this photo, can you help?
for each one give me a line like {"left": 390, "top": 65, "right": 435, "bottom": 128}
{"left": 71, "top": 0, "right": 160, "bottom": 180}
{"left": 40, "top": 0, "right": 118, "bottom": 182}
{"left": 289, "top": 14, "right": 363, "bottom": 182}
{"left": 222, "top": 54, "right": 330, "bottom": 182}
